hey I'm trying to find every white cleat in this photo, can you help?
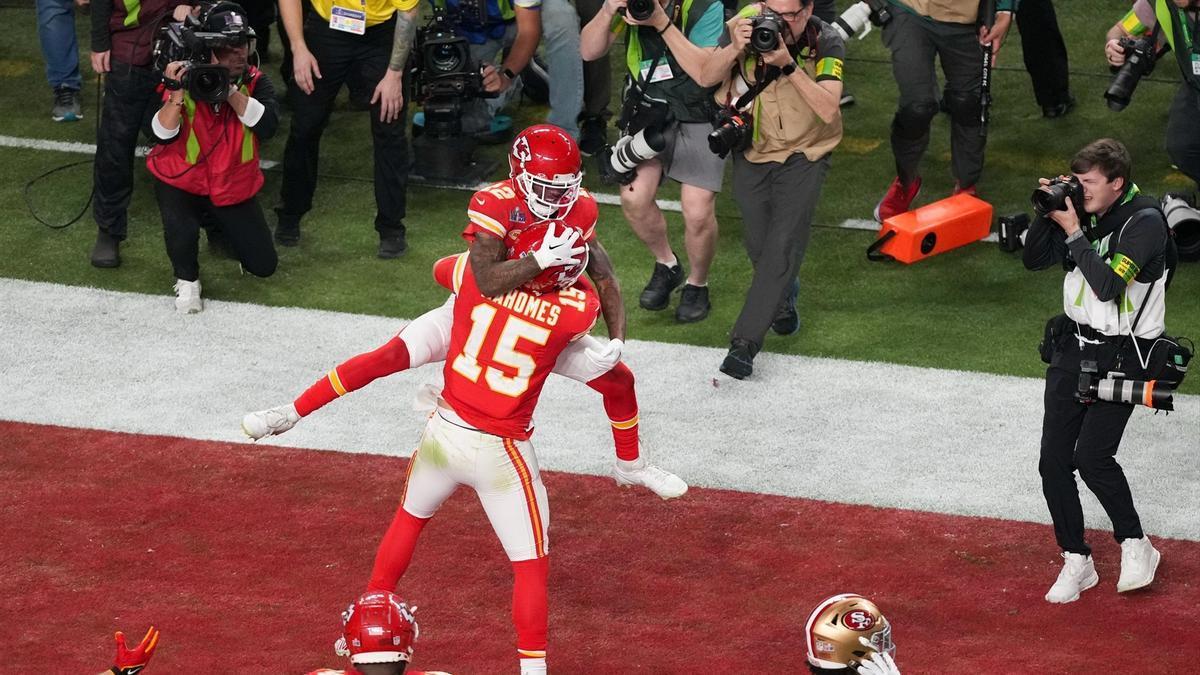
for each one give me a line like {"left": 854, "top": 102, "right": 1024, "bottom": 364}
{"left": 174, "top": 278, "right": 203, "bottom": 314}
{"left": 242, "top": 403, "right": 300, "bottom": 440}
{"left": 1117, "top": 536, "right": 1161, "bottom": 592}
{"left": 613, "top": 457, "right": 688, "bottom": 500}
{"left": 1045, "top": 552, "right": 1099, "bottom": 603}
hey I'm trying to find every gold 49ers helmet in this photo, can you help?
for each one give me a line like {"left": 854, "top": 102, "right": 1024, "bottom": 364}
{"left": 805, "top": 594, "right": 895, "bottom": 670}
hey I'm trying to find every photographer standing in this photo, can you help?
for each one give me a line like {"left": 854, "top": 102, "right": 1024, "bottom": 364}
{"left": 275, "top": 0, "right": 419, "bottom": 258}
{"left": 1106, "top": 0, "right": 1200, "bottom": 188}
{"left": 872, "top": 0, "right": 1013, "bottom": 221}
{"left": 699, "top": 0, "right": 843, "bottom": 378}
{"left": 88, "top": 0, "right": 195, "bottom": 267}
{"left": 148, "top": 3, "right": 279, "bottom": 313}
{"left": 580, "top": 0, "right": 726, "bottom": 323}
{"left": 1023, "top": 139, "right": 1171, "bottom": 604}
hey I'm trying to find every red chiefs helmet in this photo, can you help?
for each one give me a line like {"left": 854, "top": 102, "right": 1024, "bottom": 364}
{"left": 334, "top": 590, "right": 418, "bottom": 665}
{"left": 509, "top": 124, "right": 583, "bottom": 220}
{"left": 508, "top": 219, "right": 589, "bottom": 294}
{"left": 805, "top": 593, "right": 895, "bottom": 670}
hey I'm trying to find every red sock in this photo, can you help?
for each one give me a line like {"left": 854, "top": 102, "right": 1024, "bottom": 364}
{"left": 587, "top": 363, "right": 640, "bottom": 461}
{"left": 366, "top": 506, "right": 429, "bottom": 592}
{"left": 294, "top": 336, "right": 410, "bottom": 417}
{"left": 512, "top": 556, "right": 549, "bottom": 659}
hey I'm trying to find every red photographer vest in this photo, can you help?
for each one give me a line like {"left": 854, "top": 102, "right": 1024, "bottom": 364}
{"left": 147, "top": 68, "right": 264, "bottom": 206}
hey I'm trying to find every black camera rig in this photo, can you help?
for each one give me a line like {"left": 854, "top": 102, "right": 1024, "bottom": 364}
{"left": 152, "top": 2, "right": 255, "bottom": 104}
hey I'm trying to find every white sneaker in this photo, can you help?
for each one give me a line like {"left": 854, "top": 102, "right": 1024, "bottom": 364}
{"left": 174, "top": 278, "right": 203, "bottom": 314}
{"left": 612, "top": 457, "right": 688, "bottom": 500}
{"left": 242, "top": 403, "right": 300, "bottom": 440}
{"left": 1045, "top": 552, "right": 1099, "bottom": 603}
{"left": 1117, "top": 536, "right": 1161, "bottom": 592}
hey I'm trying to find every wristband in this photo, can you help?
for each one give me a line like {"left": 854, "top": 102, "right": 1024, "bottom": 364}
{"left": 501, "top": 67, "right": 517, "bottom": 81}
{"left": 780, "top": 62, "right": 797, "bottom": 76}
{"left": 657, "top": 22, "right": 670, "bottom": 35}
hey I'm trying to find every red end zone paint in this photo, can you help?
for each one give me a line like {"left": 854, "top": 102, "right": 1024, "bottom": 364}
{"left": 2, "top": 421, "right": 1197, "bottom": 673}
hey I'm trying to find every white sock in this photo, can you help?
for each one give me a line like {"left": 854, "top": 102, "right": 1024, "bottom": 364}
{"left": 520, "top": 656, "right": 547, "bottom": 674}
{"left": 657, "top": 255, "right": 678, "bottom": 268}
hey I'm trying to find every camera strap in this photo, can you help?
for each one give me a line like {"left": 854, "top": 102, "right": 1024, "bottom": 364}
{"left": 632, "top": 1, "right": 682, "bottom": 90}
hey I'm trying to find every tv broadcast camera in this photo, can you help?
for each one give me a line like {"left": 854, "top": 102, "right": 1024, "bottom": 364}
{"left": 407, "top": 2, "right": 499, "bottom": 183}
{"left": 152, "top": 2, "right": 256, "bottom": 104}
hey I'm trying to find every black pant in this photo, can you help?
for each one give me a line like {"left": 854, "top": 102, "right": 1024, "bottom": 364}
{"left": 1167, "top": 83, "right": 1200, "bottom": 188}
{"left": 883, "top": 10, "right": 986, "bottom": 187}
{"left": 93, "top": 60, "right": 161, "bottom": 240}
{"left": 576, "top": 0, "right": 610, "bottom": 120}
{"left": 278, "top": 14, "right": 410, "bottom": 236}
{"left": 1016, "top": 0, "right": 1071, "bottom": 109}
{"left": 1039, "top": 336, "right": 1145, "bottom": 556}
{"left": 156, "top": 181, "right": 278, "bottom": 282}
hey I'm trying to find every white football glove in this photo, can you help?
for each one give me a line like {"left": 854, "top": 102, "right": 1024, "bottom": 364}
{"left": 531, "top": 222, "right": 586, "bottom": 270}
{"left": 855, "top": 643, "right": 900, "bottom": 675}
{"left": 584, "top": 338, "right": 623, "bottom": 371}
{"left": 241, "top": 403, "right": 300, "bottom": 440}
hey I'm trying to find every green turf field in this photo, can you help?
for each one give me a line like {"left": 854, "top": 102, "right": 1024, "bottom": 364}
{"left": 1, "top": 0, "right": 1196, "bottom": 391}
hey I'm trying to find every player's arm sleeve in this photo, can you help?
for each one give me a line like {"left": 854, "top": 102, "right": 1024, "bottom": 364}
{"left": 1066, "top": 213, "right": 1166, "bottom": 302}
{"left": 432, "top": 253, "right": 470, "bottom": 293}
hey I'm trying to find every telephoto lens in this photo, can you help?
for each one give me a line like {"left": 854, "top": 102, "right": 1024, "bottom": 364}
{"left": 1105, "top": 37, "right": 1156, "bottom": 112}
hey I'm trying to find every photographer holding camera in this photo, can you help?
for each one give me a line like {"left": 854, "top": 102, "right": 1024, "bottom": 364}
{"left": 580, "top": 0, "right": 726, "bottom": 323}
{"left": 148, "top": 2, "right": 279, "bottom": 313}
{"left": 698, "top": 0, "right": 843, "bottom": 379}
{"left": 1023, "top": 139, "right": 1175, "bottom": 604}
{"left": 1105, "top": 1, "right": 1200, "bottom": 188}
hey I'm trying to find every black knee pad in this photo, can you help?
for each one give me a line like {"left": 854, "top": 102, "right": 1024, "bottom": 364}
{"left": 892, "top": 100, "right": 939, "bottom": 140}
{"left": 944, "top": 89, "right": 982, "bottom": 127}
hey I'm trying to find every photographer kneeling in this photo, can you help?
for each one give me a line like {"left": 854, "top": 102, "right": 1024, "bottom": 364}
{"left": 699, "top": 0, "right": 843, "bottom": 379}
{"left": 148, "top": 2, "right": 280, "bottom": 313}
{"left": 1023, "top": 139, "right": 1179, "bottom": 604}
{"left": 580, "top": 0, "right": 726, "bottom": 323}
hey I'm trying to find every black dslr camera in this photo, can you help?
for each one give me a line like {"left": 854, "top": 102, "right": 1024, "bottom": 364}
{"left": 620, "top": 0, "right": 656, "bottom": 21}
{"left": 708, "top": 107, "right": 752, "bottom": 158}
{"left": 1105, "top": 36, "right": 1157, "bottom": 112}
{"left": 750, "top": 9, "right": 785, "bottom": 53}
{"left": 1031, "top": 176, "right": 1085, "bottom": 218}
{"left": 1077, "top": 360, "right": 1176, "bottom": 411}
{"left": 409, "top": 4, "right": 492, "bottom": 138}
{"left": 153, "top": 2, "right": 255, "bottom": 104}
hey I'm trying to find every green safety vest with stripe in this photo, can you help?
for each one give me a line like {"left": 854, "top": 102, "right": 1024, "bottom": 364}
{"left": 1154, "top": 0, "right": 1200, "bottom": 92}
{"left": 146, "top": 68, "right": 265, "bottom": 207}
{"left": 614, "top": 0, "right": 720, "bottom": 124}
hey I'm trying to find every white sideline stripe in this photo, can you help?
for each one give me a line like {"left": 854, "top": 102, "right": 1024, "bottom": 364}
{"left": 0, "top": 134, "right": 279, "bottom": 168}
{"left": 2, "top": 278, "right": 1198, "bottom": 541}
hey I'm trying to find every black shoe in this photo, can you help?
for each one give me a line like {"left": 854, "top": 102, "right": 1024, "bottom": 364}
{"left": 275, "top": 219, "right": 300, "bottom": 247}
{"left": 639, "top": 260, "right": 684, "bottom": 311}
{"left": 90, "top": 231, "right": 121, "bottom": 268}
{"left": 1042, "top": 95, "right": 1076, "bottom": 119}
{"left": 719, "top": 338, "right": 758, "bottom": 380}
{"left": 771, "top": 278, "right": 801, "bottom": 335}
{"left": 378, "top": 230, "right": 408, "bottom": 259}
{"left": 579, "top": 116, "right": 607, "bottom": 157}
{"left": 675, "top": 284, "right": 710, "bottom": 323}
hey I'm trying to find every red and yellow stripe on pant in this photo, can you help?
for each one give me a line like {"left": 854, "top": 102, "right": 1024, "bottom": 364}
{"left": 503, "top": 438, "right": 547, "bottom": 559}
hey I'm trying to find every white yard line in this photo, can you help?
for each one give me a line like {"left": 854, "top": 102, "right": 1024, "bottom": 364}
{"left": 2, "top": 278, "right": 1197, "bottom": 540}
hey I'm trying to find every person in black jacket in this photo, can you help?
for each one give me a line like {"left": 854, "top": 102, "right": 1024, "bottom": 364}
{"left": 1022, "top": 139, "right": 1169, "bottom": 605}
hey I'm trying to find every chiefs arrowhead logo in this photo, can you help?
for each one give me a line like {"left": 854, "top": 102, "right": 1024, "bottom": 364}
{"left": 513, "top": 136, "right": 532, "bottom": 163}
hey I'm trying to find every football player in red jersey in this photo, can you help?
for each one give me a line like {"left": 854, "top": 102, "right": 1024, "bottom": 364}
{"left": 805, "top": 594, "right": 901, "bottom": 675}
{"left": 244, "top": 124, "right": 684, "bottom": 497}
{"left": 307, "top": 590, "right": 450, "bottom": 675}
{"left": 364, "top": 222, "right": 607, "bottom": 675}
